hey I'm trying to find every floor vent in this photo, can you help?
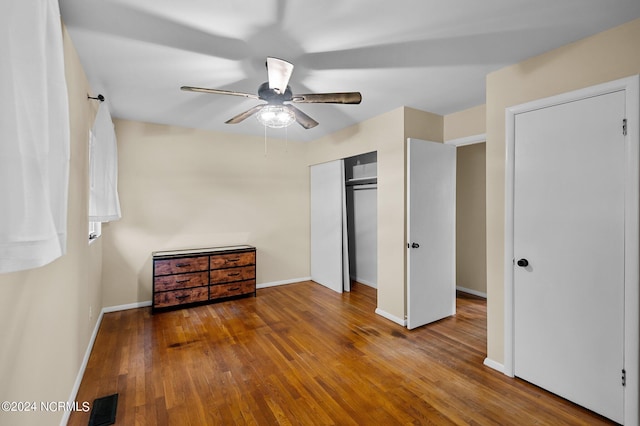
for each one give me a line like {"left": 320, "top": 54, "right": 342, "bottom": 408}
{"left": 88, "top": 393, "right": 118, "bottom": 426}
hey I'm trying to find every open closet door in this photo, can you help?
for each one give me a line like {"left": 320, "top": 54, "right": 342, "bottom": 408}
{"left": 406, "top": 139, "right": 456, "bottom": 329}
{"left": 310, "top": 160, "right": 349, "bottom": 293}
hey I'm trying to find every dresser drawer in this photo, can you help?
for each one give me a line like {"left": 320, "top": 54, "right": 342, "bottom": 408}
{"left": 154, "top": 271, "right": 208, "bottom": 292}
{"left": 210, "top": 252, "right": 255, "bottom": 269}
{"left": 209, "top": 280, "right": 255, "bottom": 299}
{"left": 153, "top": 286, "right": 208, "bottom": 309}
{"left": 154, "top": 256, "right": 209, "bottom": 276}
{"left": 210, "top": 265, "right": 255, "bottom": 284}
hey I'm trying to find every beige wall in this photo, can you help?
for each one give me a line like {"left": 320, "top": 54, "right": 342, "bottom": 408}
{"left": 404, "top": 106, "right": 444, "bottom": 142}
{"left": 485, "top": 17, "right": 640, "bottom": 364}
{"left": 102, "top": 120, "right": 310, "bottom": 307}
{"left": 0, "top": 27, "right": 102, "bottom": 426}
{"left": 444, "top": 104, "right": 486, "bottom": 142}
{"left": 307, "top": 107, "right": 443, "bottom": 321}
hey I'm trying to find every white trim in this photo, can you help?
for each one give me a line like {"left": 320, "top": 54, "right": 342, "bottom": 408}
{"left": 483, "top": 358, "right": 505, "bottom": 374}
{"left": 103, "top": 300, "right": 152, "bottom": 313}
{"left": 375, "top": 308, "right": 406, "bottom": 326}
{"left": 60, "top": 309, "right": 105, "bottom": 426}
{"left": 504, "top": 101, "right": 517, "bottom": 378}
{"left": 257, "top": 277, "right": 312, "bottom": 289}
{"left": 456, "top": 286, "right": 487, "bottom": 299}
{"left": 623, "top": 75, "right": 640, "bottom": 426}
{"left": 504, "top": 75, "right": 639, "bottom": 425}
{"left": 445, "top": 133, "right": 486, "bottom": 147}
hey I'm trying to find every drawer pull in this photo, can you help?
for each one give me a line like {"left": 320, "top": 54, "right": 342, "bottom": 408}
{"left": 175, "top": 263, "right": 190, "bottom": 268}
{"left": 175, "top": 295, "right": 189, "bottom": 300}
{"left": 225, "top": 258, "right": 240, "bottom": 263}
{"left": 229, "top": 287, "right": 240, "bottom": 292}
{"left": 176, "top": 278, "right": 191, "bottom": 283}
{"left": 228, "top": 272, "right": 241, "bottom": 277}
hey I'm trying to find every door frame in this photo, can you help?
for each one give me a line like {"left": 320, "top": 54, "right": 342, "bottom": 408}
{"left": 504, "top": 75, "right": 639, "bottom": 424}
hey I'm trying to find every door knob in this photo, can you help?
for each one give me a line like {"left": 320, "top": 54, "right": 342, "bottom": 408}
{"left": 517, "top": 258, "right": 529, "bottom": 267}
{"left": 411, "top": 242, "right": 420, "bottom": 249}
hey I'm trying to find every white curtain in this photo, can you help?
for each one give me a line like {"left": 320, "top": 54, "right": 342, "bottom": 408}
{"left": 89, "top": 103, "right": 121, "bottom": 222}
{"left": 0, "top": 0, "right": 70, "bottom": 273}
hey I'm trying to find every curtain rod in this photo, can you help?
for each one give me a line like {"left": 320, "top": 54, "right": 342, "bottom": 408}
{"left": 87, "top": 94, "right": 105, "bottom": 102}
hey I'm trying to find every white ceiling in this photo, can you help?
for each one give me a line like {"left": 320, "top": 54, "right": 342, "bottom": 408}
{"left": 60, "top": 0, "right": 640, "bottom": 142}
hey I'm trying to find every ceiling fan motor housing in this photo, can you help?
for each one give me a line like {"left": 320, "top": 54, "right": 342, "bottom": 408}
{"left": 258, "top": 82, "right": 292, "bottom": 104}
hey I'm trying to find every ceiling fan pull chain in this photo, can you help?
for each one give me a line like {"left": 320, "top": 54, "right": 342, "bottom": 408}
{"left": 264, "top": 125, "right": 268, "bottom": 157}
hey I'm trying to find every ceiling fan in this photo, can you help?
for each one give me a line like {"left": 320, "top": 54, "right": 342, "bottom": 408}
{"left": 181, "top": 57, "right": 362, "bottom": 129}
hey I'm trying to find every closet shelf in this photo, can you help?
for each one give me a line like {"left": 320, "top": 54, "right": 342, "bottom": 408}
{"left": 346, "top": 177, "right": 377, "bottom": 187}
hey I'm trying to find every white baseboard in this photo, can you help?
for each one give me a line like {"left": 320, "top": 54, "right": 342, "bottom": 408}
{"left": 375, "top": 308, "right": 406, "bottom": 326}
{"left": 351, "top": 276, "right": 377, "bottom": 288}
{"left": 103, "top": 300, "right": 152, "bottom": 313}
{"left": 60, "top": 308, "right": 105, "bottom": 426}
{"left": 456, "top": 286, "right": 487, "bottom": 299}
{"left": 257, "top": 277, "right": 311, "bottom": 289}
{"left": 483, "top": 357, "right": 506, "bottom": 374}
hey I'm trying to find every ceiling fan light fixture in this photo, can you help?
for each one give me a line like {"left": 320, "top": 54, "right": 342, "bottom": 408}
{"left": 256, "top": 104, "right": 295, "bottom": 128}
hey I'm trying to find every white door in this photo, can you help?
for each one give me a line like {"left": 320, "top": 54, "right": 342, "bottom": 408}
{"left": 406, "top": 139, "right": 456, "bottom": 329}
{"left": 310, "top": 160, "right": 348, "bottom": 293}
{"left": 513, "top": 91, "right": 625, "bottom": 423}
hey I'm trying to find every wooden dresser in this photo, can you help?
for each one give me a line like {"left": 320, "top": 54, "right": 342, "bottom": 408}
{"left": 152, "top": 245, "right": 256, "bottom": 312}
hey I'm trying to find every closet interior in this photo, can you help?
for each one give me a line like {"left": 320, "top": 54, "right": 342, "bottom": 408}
{"left": 344, "top": 152, "right": 378, "bottom": 289}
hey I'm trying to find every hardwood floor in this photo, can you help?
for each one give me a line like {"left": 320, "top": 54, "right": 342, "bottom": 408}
{"left": 68, "top": 281, "right": 615, "bottom": 425}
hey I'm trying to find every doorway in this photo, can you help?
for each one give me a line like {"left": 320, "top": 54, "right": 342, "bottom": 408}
{"left": 454, "top": 142, "right": 486, "bottom": 298}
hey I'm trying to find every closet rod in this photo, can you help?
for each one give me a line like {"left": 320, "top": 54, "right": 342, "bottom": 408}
{"left": 351, "top": 183, "right": 377, "bottom": 191}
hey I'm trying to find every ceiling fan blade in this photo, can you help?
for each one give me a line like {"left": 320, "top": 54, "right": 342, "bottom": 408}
{"left": 266, "top": 57, "right": 294, "bottom": 94}
{"left": 287, "top": 105, "right": 319, "bottom": 129}
{"left": 292, "top": 92, "right": 362, "bottom": 104}
{"left": 225, "top": 104, "right": 266, "bottom": 124}
{"left": 181, "top": 86, "right": 259, "bottom": 100}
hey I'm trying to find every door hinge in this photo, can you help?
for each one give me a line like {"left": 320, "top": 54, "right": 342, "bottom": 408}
{"left": 623, "top": 118, "right": 628, "bottom": 136}
{"left": 622, "top": 369, "right": 626, "bottom": 387}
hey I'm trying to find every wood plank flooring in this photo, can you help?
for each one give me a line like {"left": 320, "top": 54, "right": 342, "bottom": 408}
{"left": 68, "top": 281, "right": 615, "bottom": 425}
